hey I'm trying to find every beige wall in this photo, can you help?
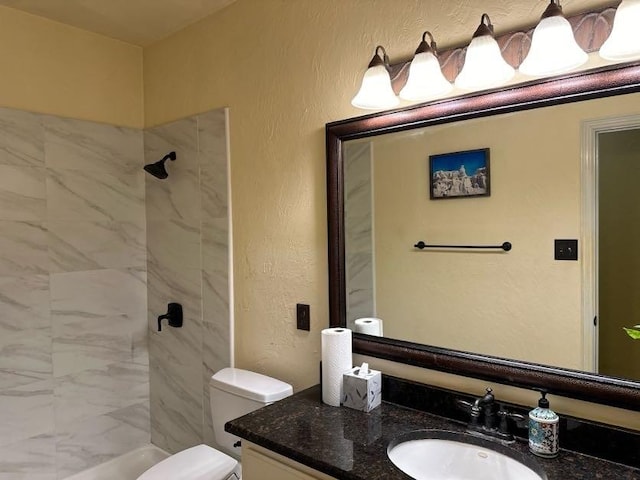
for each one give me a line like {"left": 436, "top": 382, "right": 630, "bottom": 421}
{"left": 143, "top": 0, "right": 640, "bottom": 428}
{"left": 0, "top": 6, "right": 143, "bottom": 128}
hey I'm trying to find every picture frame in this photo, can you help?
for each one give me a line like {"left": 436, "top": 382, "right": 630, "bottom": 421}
{"left": 429, "top": 148, "right": 490, "bottom": 199}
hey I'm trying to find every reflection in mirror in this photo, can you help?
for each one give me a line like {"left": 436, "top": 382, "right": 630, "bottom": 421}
{"left": 598, "top": 126, "right": 640, "bottom": 380}
{"left": 343, "top": 92, "right": 640, "bottom": 382}
{"left": 328, "top": 52, "right": 640, "bottom": 408}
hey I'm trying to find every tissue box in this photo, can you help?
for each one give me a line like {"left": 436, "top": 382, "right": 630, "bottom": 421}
{"left": 342, "top": 366, "right": 382, "bottom": 412}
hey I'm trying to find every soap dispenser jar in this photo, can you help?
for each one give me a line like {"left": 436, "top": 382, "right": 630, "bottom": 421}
{"left": 529, "top": 390, "right": 559, "bottom": 458}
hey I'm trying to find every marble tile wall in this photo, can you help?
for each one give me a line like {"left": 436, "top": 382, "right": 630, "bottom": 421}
{"left": 0, "top": 105, "right": 231, "bottom": 477}
{"left": 146, "top": 108, "right": 231, "bottom": 454}
{"left": 0, "top": 108, "right": 148, "bottom": 479}
{"left": 344, "top": 142, "right": 375, "bottom": 327}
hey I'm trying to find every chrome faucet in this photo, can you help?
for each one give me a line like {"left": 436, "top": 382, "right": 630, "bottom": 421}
{"left": 457, "top": 388, "right": 525, "bottom": 444}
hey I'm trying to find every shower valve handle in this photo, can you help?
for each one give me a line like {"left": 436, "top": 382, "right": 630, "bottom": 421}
{"left": 157, "top": 302, "right": 183, "bottom": 331}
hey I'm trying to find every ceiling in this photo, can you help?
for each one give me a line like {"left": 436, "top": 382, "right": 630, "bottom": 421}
{"left": 0, "top": 0, "right": 236, "bottom": 46}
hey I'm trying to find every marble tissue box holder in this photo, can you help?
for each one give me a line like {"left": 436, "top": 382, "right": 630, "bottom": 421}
{"left": 342, "top": 363, "right": 382, "bottom": 412}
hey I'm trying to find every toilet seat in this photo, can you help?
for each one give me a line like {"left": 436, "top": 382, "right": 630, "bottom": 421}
{"left": 137, "top": 444, "right": 239, "bottom": 480}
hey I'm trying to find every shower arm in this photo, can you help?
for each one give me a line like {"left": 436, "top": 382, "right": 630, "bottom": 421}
{"left": 161, "top": 151, "right": 177, "bottom": 163}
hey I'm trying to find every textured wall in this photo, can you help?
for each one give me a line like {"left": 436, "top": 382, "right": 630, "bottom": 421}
{"left": 0, "top": 108, "right": 148, "bottom": 479}
{"left": 143, "top": 0, "right": 615, "bottom": 394}
{"left": 146, "top": 108, "right": 231, "bottom": 454}
{"left": 0, "top": 6, "right": 143, "bottom": 128}
{"left": 142, "top": 0, "right": 640, "bottom": 428}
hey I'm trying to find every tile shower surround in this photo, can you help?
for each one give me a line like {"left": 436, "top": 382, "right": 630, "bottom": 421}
{"left": 0, "top": 107, "right": 231, "bottom": 479}
{"left": 0, "top": 109, "right": 148, "bottom": 480}
{"left": 146, "top": 110, "right": 231, "bottom": 454}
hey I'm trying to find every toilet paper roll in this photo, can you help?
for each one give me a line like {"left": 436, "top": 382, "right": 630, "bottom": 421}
{"left": 321, "top": 328, "right": 353, "bottom": 407}
{"left": 354, "top": 317, "right": 383, "bottom": 336}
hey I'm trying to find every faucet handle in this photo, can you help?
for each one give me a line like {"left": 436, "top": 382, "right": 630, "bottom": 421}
{"left": 498, "top": 409, "right": 526, "bottom": 435}
{"left": 456, "top": 398, "right": 481, "bottom": 426}
{"left": 503, "top": 410, "right": 526, "bottom": 423}
{"left": 456, "top": 399, "right": 474, "bottom": 411}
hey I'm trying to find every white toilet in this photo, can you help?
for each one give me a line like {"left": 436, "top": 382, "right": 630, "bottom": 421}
{"left": 138, "top": 367, "right": 293, "bottom": 480}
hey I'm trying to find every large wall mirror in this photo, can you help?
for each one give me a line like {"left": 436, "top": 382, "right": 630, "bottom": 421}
{"left": 326, "top": 8, "right": 640, "bottom": 410}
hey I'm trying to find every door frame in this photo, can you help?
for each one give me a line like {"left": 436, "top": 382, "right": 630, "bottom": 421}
{"left": 581, "top": 114, "right": 640, "bottom": 373}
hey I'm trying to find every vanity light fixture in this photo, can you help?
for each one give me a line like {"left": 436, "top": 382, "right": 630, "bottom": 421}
{"left": 454, "top": 14, "right": 515, "bottom": 91}
{"left": 599, "top": 0, "right": 640, "bottom": 61}
{"left": 519, "top": 0, "right": 587, "bottom": 77}
{"left": 351, "top": 45, "right": 400, "bottom": 110}
{"left": 399, "top": 32, "right": 452, "bottom": 102}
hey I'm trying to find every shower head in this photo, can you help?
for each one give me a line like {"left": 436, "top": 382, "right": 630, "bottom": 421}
{"left": 144, "top": 151, "right": 177, "bottom": 179}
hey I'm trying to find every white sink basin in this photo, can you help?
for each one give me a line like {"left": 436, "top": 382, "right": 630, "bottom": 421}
{"left": 387, "top": 430, "right": 546, "bottom": 480}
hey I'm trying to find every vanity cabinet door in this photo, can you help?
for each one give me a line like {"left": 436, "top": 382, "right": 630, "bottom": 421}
{"left": 242, "top": 442, "right": 336, "bottom": 480}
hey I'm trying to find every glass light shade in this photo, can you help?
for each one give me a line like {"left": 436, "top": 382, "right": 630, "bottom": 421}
{"left": 399, "top": 51, "right": 452, "bottom": 101}
{"left": 599, "top": 0, "right": 640, "bottom": 61}
{"left": 519, "top": 15, "right": 588, "bottom": 76}
{"left": 454, "top": 35, "right": 515, "bottom": 90}
{"left": 351, "top": 64, "right": 399, "bottom": 110}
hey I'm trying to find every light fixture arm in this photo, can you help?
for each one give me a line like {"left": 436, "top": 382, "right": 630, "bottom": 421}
{"left": 368, "top": 45, "right": 390, "bottom": 69}
{"left": 415, "top": 31, "right": 438, "bottom": 56}
{"left": 473, "top": 13, "right": 495, "bottom": 38}
{"left": 541, "top": 0, "right": 564, "bottom": 19}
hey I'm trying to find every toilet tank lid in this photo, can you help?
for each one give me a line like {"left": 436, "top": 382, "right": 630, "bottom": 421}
{"left": 211, "top": 368, "right": 293, "bottom": 403}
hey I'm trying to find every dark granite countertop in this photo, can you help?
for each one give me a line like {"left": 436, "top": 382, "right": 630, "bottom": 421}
{"left": 227, "top": 385, "right": 640, "bottom": 480}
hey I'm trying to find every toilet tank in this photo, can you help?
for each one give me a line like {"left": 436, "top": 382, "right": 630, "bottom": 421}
{"left": 210, "top": 368, "right": 292, "bottom": 458}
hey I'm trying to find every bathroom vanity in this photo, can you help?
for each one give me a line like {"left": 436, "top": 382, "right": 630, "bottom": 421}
{"left": 227, "top": 381, "right": 640, "bottom": 480}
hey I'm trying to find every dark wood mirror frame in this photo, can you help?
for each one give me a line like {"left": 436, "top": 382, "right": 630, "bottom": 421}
{"left": 326, "top": 7, "right": 640, "bottom": 411}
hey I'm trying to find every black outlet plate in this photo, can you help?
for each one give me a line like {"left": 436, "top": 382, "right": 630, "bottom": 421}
{"left": 555, "top": 239, "right": 578, "bottom": 261}
{"left": 296, "top": 303, "right": 310, "bottom": 331}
